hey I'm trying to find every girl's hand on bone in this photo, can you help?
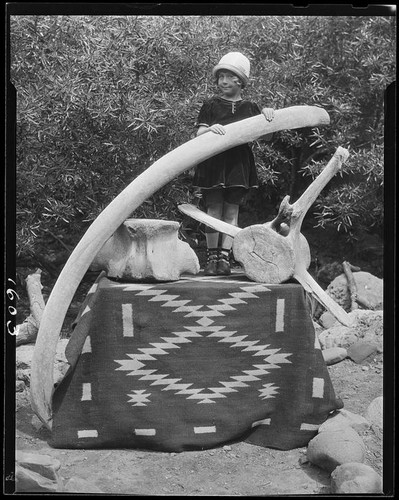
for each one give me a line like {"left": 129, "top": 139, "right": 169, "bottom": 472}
{"left": 262, "top": 108, "right": 275, "bottom": 122}
{"left": 209, "top": 124, "right": 226, "bottom": 135}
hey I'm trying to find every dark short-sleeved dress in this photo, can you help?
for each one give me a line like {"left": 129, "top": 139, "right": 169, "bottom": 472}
{"left": 193, "top": 96, "right": 262, "bottom": 190}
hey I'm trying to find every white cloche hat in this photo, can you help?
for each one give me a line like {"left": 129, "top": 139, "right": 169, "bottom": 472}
{"left": 212, "top": 52, "right": 250, "bottom": 87}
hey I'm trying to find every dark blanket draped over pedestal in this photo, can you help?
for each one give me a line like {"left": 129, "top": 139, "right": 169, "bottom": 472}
{"left": 50, "top": 273, "right": 343, "bottom": 451}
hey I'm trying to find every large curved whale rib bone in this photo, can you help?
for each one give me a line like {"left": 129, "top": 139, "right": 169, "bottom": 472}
{"left": 179, "top": 147, "right": 351, "bottom": 327}
{"left": 30, "top": 105, "right": 330, "bottom": 428}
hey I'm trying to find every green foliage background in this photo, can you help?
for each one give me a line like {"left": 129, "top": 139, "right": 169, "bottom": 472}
{"left": 10, "top": 15, "right": 395, "bottom": 274}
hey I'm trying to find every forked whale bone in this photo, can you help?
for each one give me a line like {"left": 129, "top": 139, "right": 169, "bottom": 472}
{"left": 179, "top": 147, "right": 351, "bottom": 328}
{"left": 30, "top": 105, "right": 330, "bottom": 428}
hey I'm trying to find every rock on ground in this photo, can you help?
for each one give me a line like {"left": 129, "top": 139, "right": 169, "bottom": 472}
{"left": 15, "top": 451, "right": 63, "bottom": 493}
{"left": 317, "top": 309, "right": 383, "bottom": 351}
{"left": 326, "top": 271, "right": 383, "bottom": 311}
{"left": 16, "top": 450, "right": 61, "bottom": 480}
{"left": 347, "top": 340, "right": 379, "bottom": 364}
{"left": 366, "top": 396, "right": 383, "bottom": 439}
{"left": 307, "top": 427, "right": 366, "bottom": 473}
{"left": 318, "top": 409, "right": 370, "bottom": 434}
{"left": 322, "top": 347, "right": 347, "bottom": 365}
{"left": 16, "top": 339, "right": 70, "bottom": 389}
{"left": 319, "top": 311, "right": 337, "bottom": 329}
{"left": 16, "top": 465, "right": 61, "bottom": 492}
{"left": 331, "top": 462, "right": 382, "bottom": 493}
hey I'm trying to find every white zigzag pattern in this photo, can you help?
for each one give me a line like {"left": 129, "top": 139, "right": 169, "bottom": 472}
{"left": 115, "top": 284, "right": 292, "bottom": 404}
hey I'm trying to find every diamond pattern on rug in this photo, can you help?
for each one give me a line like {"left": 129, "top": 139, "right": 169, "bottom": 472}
{"left": 115, "top": 283, "right": 290, "bottom": 405}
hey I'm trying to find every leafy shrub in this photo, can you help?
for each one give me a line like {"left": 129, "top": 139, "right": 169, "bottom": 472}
{"left": 10, "top": 15, "right": 395, "bottom": 267}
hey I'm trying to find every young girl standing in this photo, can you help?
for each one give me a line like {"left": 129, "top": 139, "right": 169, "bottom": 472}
{"left": 193, "top": 51, "right": 275, "bottom": 275}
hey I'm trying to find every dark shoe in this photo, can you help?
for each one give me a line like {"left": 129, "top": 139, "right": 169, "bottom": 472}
{"left": 204, "top": 259, "right": 218, "bottom": 275}
{"left": 217, "top": 258, "right": 231, "bottom": 275}
{"left": 217, "top": 249, "right": 231, "bottom": 276}
{"left": 204, "top": 248, "right": 219, "bottom": 275}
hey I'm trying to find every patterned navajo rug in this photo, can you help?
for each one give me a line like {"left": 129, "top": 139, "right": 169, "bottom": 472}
{"left": 50, "top": 273, "right": 343, "bottom": 451}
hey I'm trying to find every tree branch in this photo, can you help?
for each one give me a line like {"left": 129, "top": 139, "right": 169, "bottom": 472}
{"left": 16, "top": 269, "right": 46, "bottom": 346}
{"left": 342, "top": 260, "right": 359, "bottom": 311}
